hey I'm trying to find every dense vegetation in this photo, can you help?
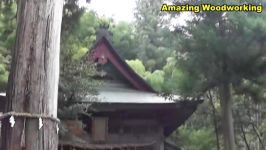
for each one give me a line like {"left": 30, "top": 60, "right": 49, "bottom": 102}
{"left": 1, "top": 0, "right": 266, "bottom": 149}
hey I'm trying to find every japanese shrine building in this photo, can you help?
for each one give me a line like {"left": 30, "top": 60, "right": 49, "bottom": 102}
{"left": 58, "top": 36, "right": 202, "bottom": 150}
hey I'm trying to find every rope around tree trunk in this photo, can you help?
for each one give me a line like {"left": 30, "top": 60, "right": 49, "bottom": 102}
{"left": 0, "top": 111, "right": 60, "bottom": 123}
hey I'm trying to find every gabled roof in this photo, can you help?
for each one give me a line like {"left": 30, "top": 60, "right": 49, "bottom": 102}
{"left": 89, "top": 37, "right": 155, "bottom": 93}
{"left": 80, "top": 36, "right": 203, "bottom": 139}
{"left": 84, "top": 100, "right": 202, "bottom": 136}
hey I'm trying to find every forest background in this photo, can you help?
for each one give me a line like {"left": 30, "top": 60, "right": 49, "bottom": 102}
{"left": 1, "top": 0, "right": 266, "bottom": 149}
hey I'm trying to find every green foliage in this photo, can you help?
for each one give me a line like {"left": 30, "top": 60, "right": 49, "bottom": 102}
{"left": 61, "top": 11, "right": 99, "bottom": 53}
{"left": 126, "top": 59, "right": 146, "bottom": 78}
{"left": 0, "top": 63, "right": 8, "bottom": 91}
{"left": 126, "top": 59, "right": 165, "bottom": 91}
{"left": 59, "top": 8, "right": 108, "bottom": 119}
{"left": 126, "top": 59, "right": 167, "bottom": 91}
{"left": 145, "top": 70, "right": 165, "bottom": 91}
{"left": 0, "top": 52, "right": 8, "bottom": 91}
{"left": 78, "top": 12, "right": 98, "bottom": 46}
{"left": 58, "top": 61, "right": 99, "bottom": 111}
{"left": 59, "top": 10, "right": 101, "bottom": 118}
{"left": 0, "top": 0, "right": 16, "bottom": 92}
{"left": 126, "top": 57, "right": 202, "bottom": 93}
{"left": 161, "top": 56, "right": 202, "bottom": 95}
{"left": 62, "top": 0, "right": 88, "bottom": 33}
{"left": 259, "top": 119, "right": 266, "bottom": 140}
{"left": 178, "top": 10, "right": 266, "bottom": 96}
{"left": 168, "top": 91, "right": 223, "bottom": 150}
{"left": 174, "top": 1, "right": 266, "bottom": 149}
{"left": 177, "top": 127, "right": 216, "bottom": 150}
{"left": 111, "top": 22, "right": 139, "bottom": 59}
{"left": 134, "top": 0, "right": 178, "bottom": 71}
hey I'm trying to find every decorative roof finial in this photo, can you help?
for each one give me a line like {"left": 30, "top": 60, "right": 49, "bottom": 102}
{"left": 96, "top": 19, "right": 113, "bottom": 42}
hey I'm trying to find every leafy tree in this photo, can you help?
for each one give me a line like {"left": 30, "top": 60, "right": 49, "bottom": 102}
{"left": 111, "top": 22, "right": 139, "bottom": 59}
{"left": 59, "top": 10, "right": 101, "bottom": 118}
{"left": 0, "top": 0, "right": 16, "bottom": 91}
{"left": 176, "top": 127, "right": 217, "bottom": 150}
{"left": 162, "top": 56, "right": 202, "bottom": 95}
{"left": 134, "top": 0, "right": 178, "bottom": 71}
{"left": 126, "top": 59, "right": 146, "bottom": 78}
{"left": 126, "top": 59, "right": 165, "bottom": 91}
{"left": 177, "top": 3, "right": 266, "bottom": 150}
{"left": 61, "top": 0, "right": 89, "bottom": 34}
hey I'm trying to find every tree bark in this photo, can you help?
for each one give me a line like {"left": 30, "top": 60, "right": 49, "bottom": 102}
{"left": 219, "top": 84, "right": 236, "bottom": 150}
{"left": 1, "top": 0, "right": 63, "bottom": 150}
{"left": 207, "top": 90, "right": 220, "bottom": 150}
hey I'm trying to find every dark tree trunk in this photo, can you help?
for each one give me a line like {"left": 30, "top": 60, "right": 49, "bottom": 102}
{"left": 1, "top": 0, "right": 63, "bottom": 150}
{"left": 219, "top": 84, "right": 236, "bottom": 150}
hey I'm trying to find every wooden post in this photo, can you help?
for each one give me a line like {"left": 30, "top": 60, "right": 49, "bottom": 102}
{"left": 1, "top": 0, "right": 63, "bottom": 150}
{"left": 153, "top": 126, "right": 164, "bottom": 150}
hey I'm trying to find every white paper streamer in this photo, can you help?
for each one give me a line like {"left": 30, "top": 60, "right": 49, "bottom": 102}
{"left": 39, "top": 117, "right": 43, "bottom": 129}
{"left": 56, "top": 124, "right": 59, "bottom": 134}
{"left": 9, "top": 115, "right": 15, "bottom": 127}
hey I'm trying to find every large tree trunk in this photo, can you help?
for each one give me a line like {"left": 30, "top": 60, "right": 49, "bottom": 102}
{"left": 219, "top": 84, "right": 236, "bottom": 150}
{"left": 1, "top": 0, "right": 63, "bottom": 150}
{"left": 207, "top": 90, "right": 220, "bottom": 150}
